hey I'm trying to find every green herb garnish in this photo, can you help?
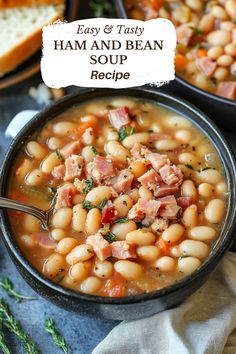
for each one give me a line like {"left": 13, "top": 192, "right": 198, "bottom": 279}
{"left": 0, "top": 299, "right": 39, "bottom": 354}
{"left": 194, "top": 28, "right": 203, "bottom": 35}
{"left": 82, "top": 200, "right": 95, "bottom": 210}
{"left": 82, "top": 198, "right": 107, "bottom": 211}
{"left": 113, "top": 217, "right": 128, "bottom": 224}
{"left": 0, "top": 319, "right": 10, "bottom": 354}
{"left": 55, "top": 150, "right": 63, "bottom": 161}
{"left": 89, "top": 0, "right": 115, "bottom": 17}
{"left": 82, "top": 178, "right": 94, "bottom": 194}
{"left": 118, "top": 127, "right": 127, "bottom": 142}
{"left": 98, "top": 198, "right": 107, "bottom": 210}
{"left": 44, "top": 318, "right": 69, "bottom": 353}
{"left": 129, "top": 126, "right": 135, "bottom": 135}
{"left": 104, "top": 232, "right": 117, "bottom": 243}
{"left": 185, "top": 164, "right": 194, "bottom": 170}
{"left": 91, "top": 146, "right": 97, "bottom": 155}
{"left": 47, "top": 186, "right": 56, "bottom": 197}
{"left": 0, "top": 278, "right": 36, "bottom": 303}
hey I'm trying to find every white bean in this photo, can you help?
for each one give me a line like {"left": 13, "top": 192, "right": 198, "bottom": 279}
{"left": 198, "top": 183, "right": 214, "bottom": 197}
{"left": 114, "top": 260, "right": 143, "bottom": 280}
{"left": 225, "top": 44, "right": 236, "bottom": 57}
{"left": 182, "top": 205, "right": 198, "bottom": 228}
{"left": 56, "top": 238, "right": 78, "bottom": 255}
{"left": 211, "top": 5, "right": 228, "bottom": 20}
{"left": 80, "top": 276, "right": 102, "bottom": 294}
{"left": 162, "top": 224, "right": 185, "bottom": 244}
{"left": 106, "top": 141, "right": 130, "bottom": 163}
{"left": 154, "top": 256, "right": 176, "bottom": 272}
{"left": 41, "top": 152, "right": 61, "bottom": 174}
{"left": 217, "top": 54, "right": 234, "bottom": 67}
{"left": 197, "top": 169, "right": 222, "bottom": 184}
{"left": 25, "top": 169, "right": 44, "bottom": 186}
{"left": 139, "top": 186, "right": 153, "bottom": 200}
{"left": 113, "top": 195, "right": 133, "bottom": 217}
{"left": 111, "top": 221, "right": 137, "bottom": 241}
{"left": 137, "top": 245, "right": 161, "bottom": 261}
{"left": 69, "top": 261, "right": 92, "bottom": 281}
{"left": 19, "top": 235, "right": 37, "bottom": 249}
{"left": 122, "top": 133, "right": 149, "bottom": 149}
{"left": 93, "top": 260, "right": 113, "bottom": 278}
{"left": 23, "top": 214, "right": 40, "bottom": 233}
{"left": 126, "top": 229, "right": 156, "bottom": 246}
{"left": 81, "top": 146, "right": 96, "bottom": 163}
{"left": 189, "top": 226, "right": 217, "bottom": 242}
{"left": 26, "top": 141, "right": 47, "bottom": 159}
{"left": 130, "top": 161, "right": 148, "bottom": 179}
{"left": 225, "top": 0, "right": 236, "bottom": 19}
{"left": 208, "top": 46, "right": 224, "bottom": 60}
{"left": 155, "top": 139, "right": 179, "bottom": 151}
{"left": 205, "top": 199, "right": 225, "bottom": 223}
{"left": 53, "top": 121, "right": 76, "bottom": 136}
{"left": 199, "top": 14, "right": 215, "bottom": 33}
{"left": 52, "top": 208, "right": 72, "bottom": 229}
{"left": 186, "top": 0, "right": 202, "bottom": 11}
{"left": 47, "top": 137, "right": 63, "bottom": 150}
{"left": 207, "top": 30, "right": 231, "bottom": 46}
{"left": 215, "top": 181, "right": 227, "bottom": 195}
{"left": 181, "top": 180, "right": 198, "bottom": 200}
{"left": 86, "top": 186, "right": 112, "bottom": 205}
{"left": 175, "top": 130, "right": 192, "bottom": 143}
{"left": 43, "top": 253, "right": 66, "bottom": 278}
{"left": 177, "top": 257, "right": 201, "bottom": 275}
{"left": 85, "top": 208, "right": 101, "bottom": 235}
{"left": 51, "top": 228, "right": 66, "bottom": 242}
{"left": 66, "top": 244, "right": 94, "bottom": 265}
{"left": 180, "top": 240, "right": 209, "bottom": 259}
{"left": 220, "top": 21, "right": 235, "bottom": 30}
{"left": 213, "top": 67, "right": 229, "bottom": 80}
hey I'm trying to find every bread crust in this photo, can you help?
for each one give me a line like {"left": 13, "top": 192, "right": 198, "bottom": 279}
{"left": 0, "top": 12, "right": 63, "bottom": 76}
{"left": 0, "top": 0, "right": 64, "bottom": 8}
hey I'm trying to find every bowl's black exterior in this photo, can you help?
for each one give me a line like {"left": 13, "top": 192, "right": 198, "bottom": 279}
{"left": 114, "top": 0, "right": 236, "bottom": 130}
{"left": 0, "top": 87, "right": 236, "bottom": 320}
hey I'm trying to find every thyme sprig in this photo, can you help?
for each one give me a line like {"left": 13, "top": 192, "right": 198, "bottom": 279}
{"left": 44, "top": 318, "right": 69, "bottom": 353}
{"left": 0, "top": 299, "right": 39, "bottom": 354}
{"left": 0, "top": 278, "right": 36, "bottom": 303}
{"left": 0, "top": 319, "right": 10, "bottom": 354}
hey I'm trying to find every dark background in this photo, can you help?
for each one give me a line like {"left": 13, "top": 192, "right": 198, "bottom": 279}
{"left": 0, "top": 1, "right": 235, "bottom": 353}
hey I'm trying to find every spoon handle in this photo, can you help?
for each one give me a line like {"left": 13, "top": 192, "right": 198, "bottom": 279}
{"left": 0, "top": 197, "right": 48, "bottom": 229}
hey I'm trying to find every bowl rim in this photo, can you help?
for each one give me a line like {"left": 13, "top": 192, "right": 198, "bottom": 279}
{"left": 0, "top": 86, "right": 236, "bottom": 305}
{"left": 114, "top": 0, "right": 236, "bottom": 107}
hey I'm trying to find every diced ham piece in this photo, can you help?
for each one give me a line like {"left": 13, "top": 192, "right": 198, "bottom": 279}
{"left": 158, "top": 196, "right": 181, "bottom": 220}
{"left": 64, "top": 155, "right": 84, "bottom": 181}
{"left": 145, "top": 152, "right": 168, "bottom": 171}
{"left": 113, "top": 169, "right": 134, "bottom": 193}
{"left": 82, "top": 127, "right": 94, "bottom": 145}
{"left": 92, "top": 156, "right": 115, "bottom": 181}
{"left": 151, "top": 217, "right": 169, "bottom": 233}
{"left": 196, "top": 57, "right": 216, "bottom": 77}
{"left": 159, "top": 204, "right": 181, "bottom": 220}
{"left": 217, "top": 82, "right": 236, "bottom": 100}
{"left": 111, "top": 241, "right": 136, "bottom": 259}
{"left": 138, "top": 169, "right": 160, "bottom": 190}
{"left": 131, "top": 143, "right": 149, "bottom": 159}
{"left": 159, "top": 164, "right": 183, "bottom": 186}
{"left": 55, "top": 183, "right": 76, "bottom": 209}
{"left": 60, "top": 141, "right": 81, "bottom": 159}
{"left": 108, "top": 106, "right": 131, "bottom": 131}
{"left": 52, "top": 164, "right": 65, "bottom": 179}
{"left": 157, "top": 195, "right": 177, "bottom": 207}
{"left": 177, "top": 196, "right": 193, "bottom": 208}
{"left": 74, "top": 178, "right": 86, "bottom": 193}
{"left": 155, "top": 182, "right": 179, "bottom": 198}
{"left": 86, "top": 233, "right": 112, "bottom": 261}
{"left": 32, "top": 232, "right": 56, "bottom": 249}
{"left": 176, "top": 24, "right": 194, "bottom": 46}
{"left": 128, "top": 198, "right": 161, "bottom": 222}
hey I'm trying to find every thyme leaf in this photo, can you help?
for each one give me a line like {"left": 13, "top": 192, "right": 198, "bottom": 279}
{"left": 44, "top": 318, "right": 69, "bottom": 353}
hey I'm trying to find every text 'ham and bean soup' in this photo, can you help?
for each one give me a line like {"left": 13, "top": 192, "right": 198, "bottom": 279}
{"left": 125, "top": 0, "right": 236, "bottom": 100}
{"left": 8, "top": 97, "right": 227, "bottom": 297}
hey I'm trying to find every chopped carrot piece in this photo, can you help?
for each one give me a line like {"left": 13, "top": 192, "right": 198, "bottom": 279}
{"left": 101, "top": 272, "right": 126, "bottom": 297}
{"left": 175, "top": 53, "right": 187, "bottom": 71}
{"left": 76, "top": 121, "right": 97, "bottom": 137}
{"left": 156, "top": 237, "right": 170, "bottom": 255}
{"left": 196, "top": 48, "right": 207, "bottom": 58}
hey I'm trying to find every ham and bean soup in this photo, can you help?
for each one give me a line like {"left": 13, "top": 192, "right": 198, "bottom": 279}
{"left": 125, "top": 0, "right": 236, "bottom": 100}
{"left": 8, "top": 97, "right": 227, "bottom": 297}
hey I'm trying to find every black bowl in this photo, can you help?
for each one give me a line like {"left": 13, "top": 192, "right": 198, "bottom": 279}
{"left": 0, "top": 87, "right": 236, "bottom": 320}
{"left": 115, "top": 0, "right": 236, "bottom": 130}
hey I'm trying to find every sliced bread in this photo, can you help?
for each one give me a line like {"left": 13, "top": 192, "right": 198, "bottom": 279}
{"left": 0, "top": 0, "right": 64, "bottom": 9}
{"left": 0, "top": 4, "right": 64, "bottom": 76}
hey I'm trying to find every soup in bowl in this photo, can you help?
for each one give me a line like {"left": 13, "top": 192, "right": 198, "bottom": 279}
{"left": 1, "top": 88, "right": 235, "bottom": 319}
{"left": 124, "top": 0, "right": 236, "bottom": 100}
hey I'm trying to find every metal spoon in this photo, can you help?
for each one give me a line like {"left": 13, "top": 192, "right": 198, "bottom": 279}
{"left": 0, "top": 196, "right": 56, "bottom": 231}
